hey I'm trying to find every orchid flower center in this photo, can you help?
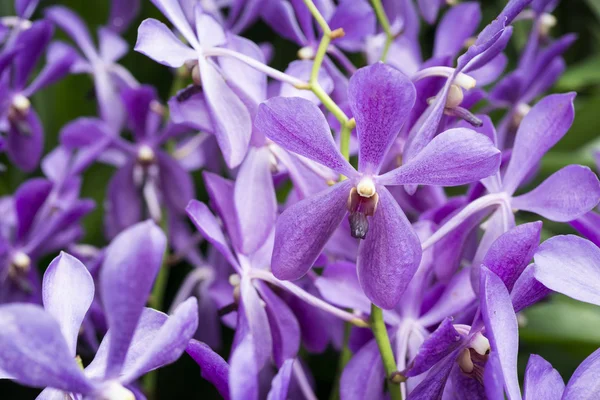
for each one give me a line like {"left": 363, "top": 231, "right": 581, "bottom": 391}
{"left": 8, "top": 94, "right": 31, "bottom": 122}
{"left": 137, "top": 144, "right": 156, "bottom": 165}
{"left": 457, "top": 332, "right": 491, "bottom": 383}
{"left": 97, "top": 381, "right": 136, "bottom": 400}
{"left": 10, "top": 251, "right": 31, "bottom": 275}
{"left": 347, "top": 178, "right": 379, "bottom": 240}
{"left": 539, "top": 13, "right": 556, "bottom": 37}
{"left": 512, "top": 102, "right": 531, "bottom": 128}
{"left": 297, "top": 46, "right": 315, "bottom": 60}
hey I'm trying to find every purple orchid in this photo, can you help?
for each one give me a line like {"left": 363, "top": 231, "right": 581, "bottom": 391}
{"left": 0, "top": 173, "right": 94, "bottom": 304}
{"left": 400, "top": 222, "right": 549, "bottom": 399}
{"left": 135, "top": 0, "right": 253, "bottom": 168}
{"left": 45, "top": 5, "right": 138, "bottom": 131}
{"left": 59, "top": 85, "right": 195, "bottom": 239}
{"left": 187, "top": 339, "right": 301, "bottom": 400}
{"left": 0, "top": 19, "right": 75, "bottom": 171}
{"left": 256, "top": 62, "right": 501, "bottom": 309}
{"left": 0, "top": 221, "right": 198, "bottom": 398}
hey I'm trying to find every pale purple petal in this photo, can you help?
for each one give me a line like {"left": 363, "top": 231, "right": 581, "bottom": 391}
{"left": 98, "top": 27, "right": 129, "bottom": 63}
{"left": 108, "top": 0, "right": 141, "bottom": 33}
{"left": 234, "top": 147, "right": 277, "bottom": 255}
{"left": 433, "top": 2, "right": 481, "bottom": 58}
{"left": 148, "top": 0, "right": 200, "bottom": 48}
{"left": 187, "top": 339, "right": 230, "bottom": 399}
{"left": 404, "top": 318, "right": 463, "bottom": 377}
{"left": 357, "top": 186, "right": 421, "bottom": 309}
{"left": 239, "top": 276, "right": 273, "bottom": 367}
{"left": 157, "top": 151, "right": 195, "bottom": 212}
{"left": 84, "top": 308, "right": 167, "bottom": 379}
{"left": 104, "top": 161, "right": 142, "bottom": 238}
{"left": 6, "top": 109, "right": 44, "bottom": 172}
{"left": 186, "top": 199, "right": 240, "bottom": 270}
{"left": 45, "top": 6, "right": 98, "bottom": 61}
{"left": 348, "top": 62, "right": 416, "bottom": 174}
{"left": 258, "top": 283, "right": 300, "bottom": 367}
{"left": 168, "top": 87, "right": 214, "bottom": 132}
{"left": 523, "top": 354, "right": 564, "bottom": 400}
{"left": 480, "top": 267, "right": 520, "bottom": 400}
{"left": 195, "top": 8, "right": 226, "bottom": 48}
{"left": 406, "top": 351, "right": 457, "bottom": 399}
{"left": 14, "top": 21, "right": 53, "bottom": 89}
{"left": 255, "top": 96, "right": 356, "bottom": 178}
{"left": 482, "top": 222, "right": 542, "bottom": 292}
{"left": 0, "top": 304, "right": 94, "bottom": 393}
{"left": 267, "top": 359, "right": 294, "bottom": 400}
{"left": 511, "top": 165, "right": 600, "bottom": 222}
{"left": 563, "top": 347, "right": 600, "bottom": 400}
{"left": 220, "top": 33, "right": 267, "bottom": 106}
{"left": 271, "top": 180, "right": 352, "bottom": 280}
{"left": 42, "top": 252, "right": 94, "bottom": 356}
{"left": 280, "top": 60, "right": 333, "bottom": 105}
{"left": 24, "top": 43, "right": 77, "bottom": 96}
{"left": 229, "top": 335, "right": 258, "bottom": 400}
{"left": 378, "top": 128, "right": 500, "bottom": 187}
{"left": 533, "top": 235, "right": 600, "bottom": 306}
{"left": 511, "top": 263, "right": 550, "bottom": 313}
{"left": 101, "top": 220, "right": 167, "bottom": 377}
{"left": 314, "top": 261, "right": 371, "bottom": 314}
{"left": 502, "top": 93, "right": 576, "bottom": 195}
{"left": 340, "top": 339, "right": 386, "bottom": 400}
{"left": 329, "top": 0, "right": 375, "bottom": 52}
{"left": 120, "top": 298, "right": 199, "bottom": 382}
{"left": 14, "top": 178, "right": 52, "bottom": 241}
{"left": 135, "top": 18, "right": 197, "bottom": 68}
{"left": 200, "top": 58, "right": 252, "bottom": 168}
{"left": 261, "top": 0, "right": 307, "bottom": 45}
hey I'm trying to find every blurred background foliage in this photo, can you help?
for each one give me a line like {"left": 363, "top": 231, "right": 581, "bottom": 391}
{"left": 2, "top": 0, "right": 600, "bottom": 398}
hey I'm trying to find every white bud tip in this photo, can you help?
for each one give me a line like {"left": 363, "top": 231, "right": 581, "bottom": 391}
{"left": 12, "top": 94, "right": 30, "bottom": 113}
{"left": 98, "top": 382, "right": 136, "bottom": 400}
{"left": 137, "top": 145, "right": 155, "bottom": 163}
{"left": 470, "top": 332, "right": 491, "bottom": 356}
{"left": 12, "top": 251, "right": 31, "bottom": 270}
{"left": 297, "top": 46, "right": 315, "bottom": 60}
{"left": 356, "top": 177, "right": 376, "bottom": 198}
{"left": 229, "top": 273, "right": 241, "bottom": 287}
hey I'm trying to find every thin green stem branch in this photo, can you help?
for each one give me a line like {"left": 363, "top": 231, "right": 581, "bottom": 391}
{"left": 371, "top": 304, "right": 403, "bottom": 400}
{"left": 371, "top": 0, "right": 394, "bottom": 62}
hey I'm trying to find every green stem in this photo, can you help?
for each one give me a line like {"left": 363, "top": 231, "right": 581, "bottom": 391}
{"left": 370, "top": 0, "right": 394, "bottom": 62}
{"left": 302, "top": 0, "right": 350, "bottom": 128}
{"left": 371, "top": 304, "right": 403, "bottom": 400}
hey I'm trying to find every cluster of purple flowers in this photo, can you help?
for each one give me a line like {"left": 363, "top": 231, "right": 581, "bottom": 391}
{"left": 1, "top": 0, "right": 600, "bottom": 399}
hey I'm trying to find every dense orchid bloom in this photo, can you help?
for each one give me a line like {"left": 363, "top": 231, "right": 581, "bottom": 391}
{"left": 0, "top": 20, "right": 75, "bottom": 171}
{"left": 135, "top": 0, "right": 253, "bottom": 168}
{"left": 256, "top": 62, "right": 501, "bottom": 308}
{"left": 403, "top": 223, "right": 549, "bottom": 399}
{"left": 533, "top": 234, "right": 600, "bottom": 307}
{"left": 0, "top": 174, "right": 94, "bottom": 304}
{"left": 45, "top": 5, "right": 138, "bottom": 131}
{"left": 262, "top": 0, "right": 375, "bottom": 93}
{"left": 187, "top": 339, "right": 301, "bottom": 400}
{"left": 314, "top": 222, "right": 476, "bottom": 399}
{"left": 0, "top": 221, "right": 198, "bottom": 399}
{"left": 424, "top": 92, "right": 600, "bottom": 282}
{"left": 404, "top": 0, "right": 532, "bottom": 166}
{"left": 186, "top": 193, "right": 301, "bottom": 399}
{"left": 490, "top": 2, "right": 575, "bottom": 147}
{"left": 60, "top": 85, "right": 194, "bottom": 238}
